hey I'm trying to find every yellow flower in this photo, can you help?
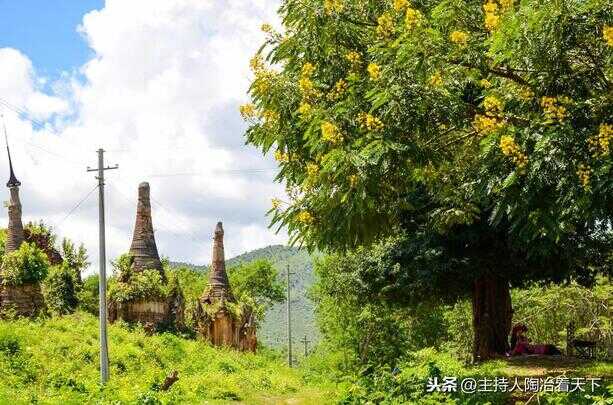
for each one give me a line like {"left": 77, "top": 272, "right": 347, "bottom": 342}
{"left": 483, "top": 96, "right": 503, "bottom": 113}
{"left": 367, "top": 63, "right": 381, "bottom": 81}
{"left": 271, "top": 198, "right": 282, "bottom": 210}
{"left": 323, "top": 0, "right": 344, "bottom": 15}
{"left": 500, "top": 135, "right": 528, "bottom": 172}
{"left": 262, "top": 110, "right": 279, "bottom": 127}
{"left": 473, "top": 114, "right": 503, "bottom": 135}
{"left": 393, "top": 0, "right": 408, "bottom": 12}
{"left": 249, "top": 54, "right": 265, "bottom": 72}
{"left": 349, "top": 174, "right": 359, "bottom": 188}
{"left": 357, "top": 112, "right": 384, "bottom": 132}
{"left": 274, "top": 150, "right": 289, "bottom": 163}
{"left": 327, "top": 79, "right": 348, "bottom": 101}
{"left": 405, "top": 7, "right": 422, "bottom": 29}
{"left": 299, "top": 64, "right": 320, "bottom": 99}
{"left": 321, "top": 121, "right": 343, "bottom": 144}
{"left": 345, "top": 51, "right": 361, "bottom": 65}
{"left": 429, "top": 71, "right": 443, "bottom": 87}
{"left": 253, "top": 69, "right": 276, "bottom": 94}
{"left": 450, "top": 30, "right": 469, "bottom": 46}
{"left": 376, "top": 13, "right": 394, "bottom": 39}
{"left": 483, "top": 1, "right": 500, "bottom": 31}
{"left": 518, "top": 87, "right": 534, "bottom": 101}
{"left": 306, "top": 163, "right": 319, "bottom": 178}
{"left": 484, "top": 12, "right": 499, "bottom": 31}
{"left": 297, "top": 210, "right": 314, "bottom": 224}
{"left": 576, "top": 164, "right": 591, "bottom": 190}
{"left": 301, "top": 63, "right": 315, "bottom": 78}
{"left": 239, "top": 104, "right": 257, "bottom": 120}
{"left": 604, "top": 25, "right": 613, "bottom": 46}
{"left": 261, "top": 23, "right": 273, "bottom": 34}
{"left": 298, "top": 102, "right": 313, "bottom": 117}
{"left": 540, "top": 96, "right": 568, "bottom": 123}
{"left": 299, "top": 77, "right": 314, "bottom": 94}
{"left": 479, "top": 79, "right": 492, "bottom": 88}
{"left": 589, "top": 123, "right": 612, "bottom": 157}
{"left": 498, "top": 0, "right": 513, "bottom": 10}
{"left": 483, "top": 1, "right": 498, "bottom": 13}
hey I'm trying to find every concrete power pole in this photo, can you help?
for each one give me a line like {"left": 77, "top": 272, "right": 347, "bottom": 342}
{"left": 87, "top": 149, "right": 118, "bottom": 384}
{"left": 286, "top": 264, "right": 294, "bottom": 367}
{"left": 301, "top": 335, "right": 310, "bottom": 357}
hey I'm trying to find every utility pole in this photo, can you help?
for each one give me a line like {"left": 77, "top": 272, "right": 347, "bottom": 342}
{"left": 87, "top": 149, "right": 118, "bottom": 384}
{"left": 286, "top": 264, "right": 294, "bottom": 367}
{"left": 301, "top": 335, "right": 310, "bottom": 357}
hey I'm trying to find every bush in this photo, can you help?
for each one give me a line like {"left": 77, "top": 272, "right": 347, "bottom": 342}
{"left": 1, "top": 242, "right": 49, "bottom": 286}
{"left": 77, "top": 275, "right": 99, "bottom": 315}
{"left": 43, "top": 264, "right": 78, "bottom": 316}
{"left": 108, "top": 270, "right": 166, "bottom": 303}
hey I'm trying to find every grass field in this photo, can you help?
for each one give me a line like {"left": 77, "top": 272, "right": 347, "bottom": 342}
{"left": 0, "top": 312, "right": 334, "bottom": 404}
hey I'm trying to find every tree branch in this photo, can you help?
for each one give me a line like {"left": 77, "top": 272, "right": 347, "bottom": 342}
{"left": 449, "top": 60, "right": 531, "bottom": 87}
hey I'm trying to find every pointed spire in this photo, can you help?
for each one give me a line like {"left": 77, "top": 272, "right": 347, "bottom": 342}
{"left": 128, "top": 182, "right": 164, "bottom": 278}
{"left": 206, "top": 222, "right": 234, "bottom": 301}
{"left": 2, "top": 119, "right": 24, "bottom": 253}
{"left": 3, "top": 117, "right": 20, "bottom": 188}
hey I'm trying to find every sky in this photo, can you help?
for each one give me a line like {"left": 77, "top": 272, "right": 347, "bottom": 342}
{"left": 0, "top": 0, "right": 286, "bottom": 272}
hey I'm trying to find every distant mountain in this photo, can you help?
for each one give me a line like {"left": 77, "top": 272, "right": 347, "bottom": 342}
{"left": 170, "top": 245, "right": 320, "bottom": 351}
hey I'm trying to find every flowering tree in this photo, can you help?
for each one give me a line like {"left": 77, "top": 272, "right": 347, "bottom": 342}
{"left": 243, "top": 0, "right": 612, "bottom": 359}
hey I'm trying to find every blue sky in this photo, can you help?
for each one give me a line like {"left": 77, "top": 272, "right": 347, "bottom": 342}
{"left": 0, "top": 1, "right": 285, "bottom": 268}
{"left": 0, "top": 0, "right": 103, "bottom": 77}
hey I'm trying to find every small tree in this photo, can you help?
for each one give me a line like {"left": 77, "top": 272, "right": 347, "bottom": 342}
{"left": 61, "top": 238, "right": 89, "bottom": 285}
{"left": 43, "top": 264, "right": 78, "bottom": 316}
{"left": 77, "top": 274, "right": 99, "bottom": 315}
{"left": 229, "top": 260, "right": 286, "bottom": 311}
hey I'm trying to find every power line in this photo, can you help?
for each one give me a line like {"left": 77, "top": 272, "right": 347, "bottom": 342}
{"left": 145, "top": 168, "right": 276, "bottom": 178}
{"left": 56, "top": 185, "right": 99, "bottom": 227}
{"left": 0, "top": 97, "right": 60, "bottom": 134}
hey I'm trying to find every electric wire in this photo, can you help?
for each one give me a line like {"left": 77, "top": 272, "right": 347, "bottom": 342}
{"left": 56, "top": 184, "right": 99, "bottom": 227}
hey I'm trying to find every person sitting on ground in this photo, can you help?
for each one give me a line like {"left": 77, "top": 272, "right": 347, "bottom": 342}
{"left": 510, "top": 323, "right": 562, "bottom": 356}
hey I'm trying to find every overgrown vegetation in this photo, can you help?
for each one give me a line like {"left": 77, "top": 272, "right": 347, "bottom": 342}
{"left": 42, "top": 264, "right": 79, "bottom": 316}
{"left": 0, "top": 242, "right": 49, "bottom": 286}
{"left": 0, "top": 312, "right": 333, "bottom": 404}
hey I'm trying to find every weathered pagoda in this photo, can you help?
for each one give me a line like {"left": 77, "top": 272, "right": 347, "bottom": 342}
{"left": 0, "top": 139, "right": 44, "bottom": 316}
{"left": 128, "top": 182, "right": 165, "bottom": 279}
{"left": 108, "top": 182, "right": 183, "bottom": 329}
{"left": 194, "top": 222, "right": 257, "bottom": 352}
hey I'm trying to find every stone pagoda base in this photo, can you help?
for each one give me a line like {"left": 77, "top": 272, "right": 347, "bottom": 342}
{"left": 0, "top": 283, "right": 44, "bottom": 317}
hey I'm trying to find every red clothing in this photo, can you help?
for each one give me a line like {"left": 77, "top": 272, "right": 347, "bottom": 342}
{"left": 512, "top": 341, "right": 550, "bottom": 356}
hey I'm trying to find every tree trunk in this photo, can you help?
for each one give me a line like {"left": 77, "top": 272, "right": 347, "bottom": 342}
{"left": 472, "top": 275, "right": 512, "bottom": 362}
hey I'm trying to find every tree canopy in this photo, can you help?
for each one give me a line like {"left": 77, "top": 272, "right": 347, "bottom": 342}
{"left": 244, "top": 0, "right": 612, "bottom": 254}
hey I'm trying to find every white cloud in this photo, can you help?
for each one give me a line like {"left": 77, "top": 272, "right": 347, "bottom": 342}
{"left": 0, "top": 0, "right": 286, "bottom": 274}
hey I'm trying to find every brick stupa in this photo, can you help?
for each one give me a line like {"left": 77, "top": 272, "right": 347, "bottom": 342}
{"left": 0, "top": 136, "right": 43, "bottom": 316}
{"left": 129, "top": 182, "right": 164, "bottom": 279}
{"left": 108, "top": 182, "right": 183, "bottom": 330}
{"left": 194, "top": 222, "right": 256, "bottom": 352}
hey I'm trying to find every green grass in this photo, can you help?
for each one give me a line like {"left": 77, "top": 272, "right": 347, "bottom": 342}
{"left": 0, "top": 312, "right": 334, "bottom": 404}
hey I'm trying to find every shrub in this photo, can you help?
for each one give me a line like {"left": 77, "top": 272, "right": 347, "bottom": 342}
{"left": 1, "top": 242, "right": 49, "bottom": 286}
{"left": 108, "top": 270, "right": 166, "bottom": 303}
{"left": 43, "top": 264, "right": 78, "bottom": 316}
{"left": 77, "top": 274, "right": 99, "bottom": 315}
